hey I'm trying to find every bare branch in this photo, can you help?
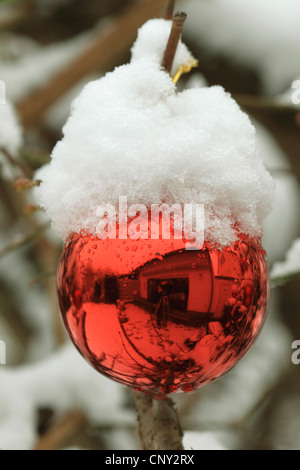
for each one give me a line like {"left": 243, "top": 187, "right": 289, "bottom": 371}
{"left": 0, "top": 222, "right": 50, "bottom": 260}
{"left": 162, "top": 12, "right": 187, "bottom": 75}
{"left": 16, "top": 0, "right": 168, "bottom": 129}
{"left": 14, "top": 177, "right": 41, "bottom": 193}
{"left": 34, "top": 410, "right": 87, "bottom": 450}
{"left": 135, "top": 392, "right": 184, "bottom": 450}
{"left": 233, "top": 93, "right": 299, "bottom": 114}
{"left": 0, "top": 146, "right": 34, "bottom": 180}
{"left": 164, "top": 0, "right": 176, "bottom": 20}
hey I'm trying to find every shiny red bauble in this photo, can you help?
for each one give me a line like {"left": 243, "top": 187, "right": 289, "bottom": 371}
{"left": 57, "top": 226, "right": 269, "bottom": 396}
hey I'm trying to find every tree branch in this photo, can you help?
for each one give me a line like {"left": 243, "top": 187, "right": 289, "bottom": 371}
{"left": 233, "top": 93, "right": 299, "bottom": 114}
{"left": 270, "top": 270, "right": 300, "bottom": 287}
{"left": 0, "top": 222, "right": 50, "bottom": 260}
{"left": 134, "top": 392, "right": 184, "bottom": 450}
{"left": 164, "top": 0, "right": 176, "bottom": 20}
{"left": 34, "top": 410, "right": 87, "bottom": 450}
{"left": 16, "top": 0, "right": 168, "bottom": 129}
{"left": 0, "top": 146, "right": 34, "bottom": 180}
{"left": 0, "top": 1, "right": 34, "bottom": 31}
{"left": 162, "top": 11, "right": 187, "bottom": 75}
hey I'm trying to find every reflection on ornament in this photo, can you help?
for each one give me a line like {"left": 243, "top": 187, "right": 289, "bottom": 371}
{"left": 57, "top": 227, "right": 269, "bottom": 396}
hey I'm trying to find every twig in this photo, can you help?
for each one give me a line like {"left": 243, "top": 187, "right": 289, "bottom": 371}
{"left": 164, "top": 0, "right": 176, "bottom": 20}
{"left": 162, "top": 12, "right": 187, "bottom": 75}
{"left": 0, "top": 146, "right": 34, "bottom": 180}
{"left": 0, "top": 222, "right": 50, "bottom": 260}
{"left": 231, "top": 368, "right": 292, "bottom": 431}
{"left": 34, "top": 410, "right": 87, "bottom": 450}
{"left": 0, "top": 173, "right": 20, "bottom": 222}
{"left": 270, "top": 271, "right": 300, "bottom": 287}
{"left": 134, "top": 392, "right": 184, "bottom": 450}
{"left": 16, "top": 0, "right": 168, "bottom": 129}
{"left": 233, "top": 93, "right": 299, "bottom": 114}
{"left": 28, "top": 270, "right": 56, "bottom": 286}
{"left": 14, "top": 177, "right": 41, "bottom": 193}
{"left": 33, "top": 235, "right": 66, "bottom": 347}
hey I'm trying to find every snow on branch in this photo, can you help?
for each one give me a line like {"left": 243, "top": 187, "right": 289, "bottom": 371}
{"left": 270, "top": 238, "right": 300, "bottom": 286}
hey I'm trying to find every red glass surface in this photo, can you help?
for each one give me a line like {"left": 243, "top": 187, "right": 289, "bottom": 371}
{"left": 57, "top": 228, "right": 269, "bottom": 396}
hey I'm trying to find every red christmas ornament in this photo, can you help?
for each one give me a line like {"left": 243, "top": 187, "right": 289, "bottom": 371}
{"left": 57, "top": 217, "right": 269, "bottom": 396}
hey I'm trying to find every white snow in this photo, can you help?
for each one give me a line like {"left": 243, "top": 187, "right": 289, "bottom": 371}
{"left": 36, "top": 19, "right": 274, "bottom": 248}
{"left": 0, "top": 237, "right": 58, "bottom": 361}
{"left": 0, "top": 30, "right": 94, "bottom": 103}
{"left": 0, "top": 344, "right": 133, "bottom": 450}
{"left": 183, "top": 431, "right": 228, "bottom": 450}
{"left": 131, "top": 19, "right": 195, "bottom": 78}
{"left": 182, "top": 0, "right": 300, "bottom": 94}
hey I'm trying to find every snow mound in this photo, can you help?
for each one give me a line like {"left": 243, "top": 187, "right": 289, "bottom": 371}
{"left": 36, "top": 19, "right": 274, "bottom": 247}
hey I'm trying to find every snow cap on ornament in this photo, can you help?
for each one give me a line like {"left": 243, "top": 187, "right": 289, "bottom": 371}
{"left": 36, "top": 14, "right": 274, "bottom": 248}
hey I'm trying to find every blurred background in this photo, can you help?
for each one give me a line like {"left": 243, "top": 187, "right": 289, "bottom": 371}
{"left": 0, "top": 0, "right": 300, "bottom": 450}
